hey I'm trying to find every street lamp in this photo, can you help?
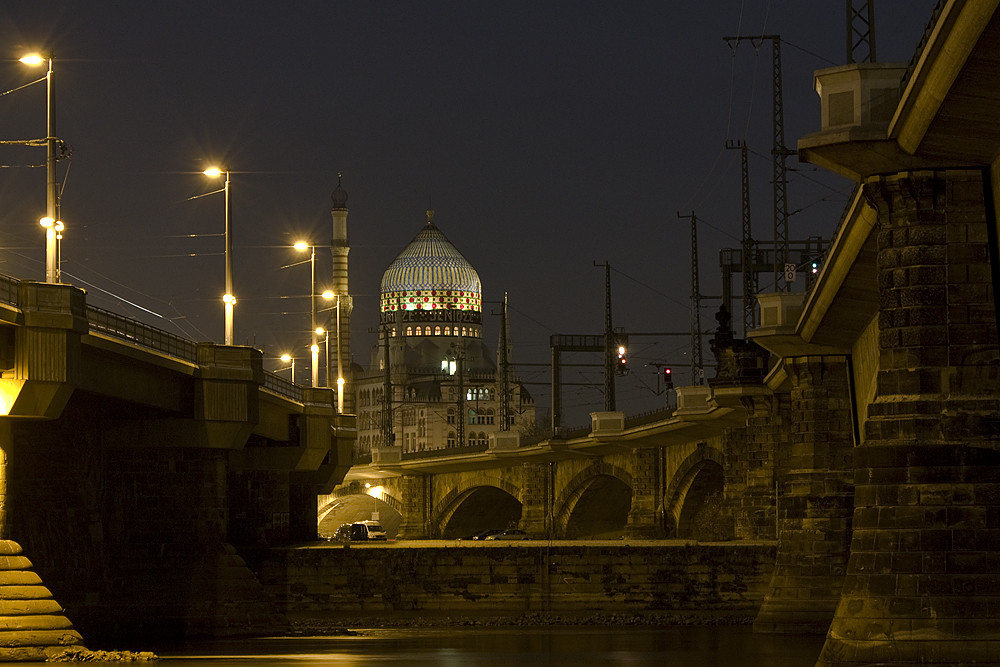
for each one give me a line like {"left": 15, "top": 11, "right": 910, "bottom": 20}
{"left": 19, "top": 53, "right": 58, "bottom": 283}
{"left": 364, "top": 483, "right": 380, "bottom": 521}
{"left": 280, "top": 354, "right": 295, "bottom": 384}
{"left": 294, "top": 241, "right": 335, "bottom": 387}
{"left": 204, "top": 167, "right": 234, "bottom": 345}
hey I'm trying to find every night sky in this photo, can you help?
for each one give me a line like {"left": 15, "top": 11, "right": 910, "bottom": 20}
{"left": 0, "top": 1, "right": 937, "bottom": 425}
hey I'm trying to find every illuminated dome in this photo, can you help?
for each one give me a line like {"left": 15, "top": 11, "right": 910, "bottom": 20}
{"left": 380, "top": 210, "right": 482, "bottom": 316}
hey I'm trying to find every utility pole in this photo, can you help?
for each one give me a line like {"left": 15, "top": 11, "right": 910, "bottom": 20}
{"left": 595, "top": 261, "right": 617, "bottom": 410}
{"left": 677, "top": 212, "right": 703, "bottom": 385}
{"left": 724, "top": 35, "right": 791, "bottom": 292}
{"left": 381, "top": 329, "right": 393, "bottom": 448}
{"left": 497, "top": 293, "right": 512, "bottom": 431}
{"left": 726, "top": 140, "right": 756, "bottom": 336}
{"left": 847, "top": 0, "right": 876, "bottom": 63}
{"left": 455, "top": 339, "right": 466, "bottom": 447}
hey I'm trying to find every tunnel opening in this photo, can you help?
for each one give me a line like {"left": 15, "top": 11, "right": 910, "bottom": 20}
{"left": 441, "top": 486, "right": 521, "bottom": 539}
{"left": 564, "top": 475, "right": 631, "bottom": 539}
{"left": 318, "top": 494, "right": 403, "bottom": 539}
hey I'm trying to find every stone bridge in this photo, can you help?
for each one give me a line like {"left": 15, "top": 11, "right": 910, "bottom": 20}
{"left": 0, "top": 277, "right": 354, "bottom": 654}
{"left": 324, "top": 388, "right": 763, "bottom": 542}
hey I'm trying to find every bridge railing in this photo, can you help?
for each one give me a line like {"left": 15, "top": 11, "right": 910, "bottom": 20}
{"left": 262, "top": 372, "right": 303, "bottom": 402}
{"left": 0, "top": 275, "right": 17, "bottom": 308}
{"left": 86, "top": 305, "right": 199, "bottom": 362}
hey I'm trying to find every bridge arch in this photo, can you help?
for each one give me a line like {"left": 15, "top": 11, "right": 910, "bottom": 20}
{"left": 432, "top": 476, "right": 522, "bottom": 539}
{"left": 663, "top": 444, "right": 727, "bottom": 540}
{"left": 554, "top": 462, "right": 633, "bottom": 539}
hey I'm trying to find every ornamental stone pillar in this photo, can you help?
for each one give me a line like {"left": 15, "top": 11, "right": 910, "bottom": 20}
{"left": 819, "top": 170, "right": 1000, "bottom": 665}
{"left": 755, "top": 355, "right": 854, "bottom": 635}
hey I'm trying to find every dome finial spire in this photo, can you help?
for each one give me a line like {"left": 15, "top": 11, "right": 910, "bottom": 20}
{"left": 426, "top": 207, "right": 435, "bottom": 226}
{"left": 331, "top": 172, "right": 348, "bottom": 209}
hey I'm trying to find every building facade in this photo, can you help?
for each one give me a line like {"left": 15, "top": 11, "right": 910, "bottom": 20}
{"left": 352, "top": 209, "right": 534, "bottom": 456}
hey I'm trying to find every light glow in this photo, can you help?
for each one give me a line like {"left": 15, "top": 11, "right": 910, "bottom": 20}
{"left": 294, "top": 241, "right": 309, "bottom": 251}
{"left": 223, "top": 293, "right": 236, "bottom": 305}
{"left": 39, "top": 216, "right": 54, "bottom": 228}
{"left": 280, "top": 354, "right": 292, "bottom": 363}
{"left": 322, "top": 290, "right": 335, "bottom": 300}
{"left": 19, "top": 54, "right": 45, "bottom": 66}
{"left": 310, "top": 344, "right": 319, "bottom": 354}
{"left": 203, "top": 167, "right": 223, "bottom": 177}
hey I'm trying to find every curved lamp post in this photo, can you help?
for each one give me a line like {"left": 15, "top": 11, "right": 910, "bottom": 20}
{"left": 279, "top": 354, "right": 295, "bottom": 384}
{"left": 19, "top": 53, "right": 59, "bottom": 283}
{"left": 203, "top": 167, "right": 234, "bottom": 345}
{"left": 294, "top": 242, "right": 335, "bottom": 387}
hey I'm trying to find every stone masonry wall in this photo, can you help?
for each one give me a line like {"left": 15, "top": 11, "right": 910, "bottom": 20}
{"left": 819, "top": 170, "right": 1000, "bottom": 665}
{"left": 734, "top": 393, "right": 787, "bottom": 539}
{"left": 254, "top": 543, "right": 775, "bottom": 617}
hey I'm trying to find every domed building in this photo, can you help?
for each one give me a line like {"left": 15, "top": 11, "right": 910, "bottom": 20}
{"left": 353, "top": 210, "right": 534, "bottom": 456}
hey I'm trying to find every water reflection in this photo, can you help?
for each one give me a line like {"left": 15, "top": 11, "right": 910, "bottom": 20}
{"left": 142, "top": 626, "right": 822, "bottom": 666}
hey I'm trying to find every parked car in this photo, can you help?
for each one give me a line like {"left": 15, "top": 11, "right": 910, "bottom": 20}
{"left": 334, "top": 520, "right": 387, "bottom": 542}
{"left": 484, "top": 529, "right": 527, "bottom": 541}
{"left": 470, "top": 529, "right": 504, "bottom": 540}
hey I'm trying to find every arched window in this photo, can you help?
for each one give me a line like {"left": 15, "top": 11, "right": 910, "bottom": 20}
{"left": 447, "top": 408, "right": 456, "bottom": 424}
{"left": 447, "top": 431, "right": 456, "bottom": 447}
{"left": 435, "top": 326, "right": 441, "bottom": 335}
{"left": 486, "top": 408, "right": 495, "bottom": 425}
{"left": 424, "top": 326, "right": 431, "bottom": 336}
{"left": 406, "top": 326, "right": 413, "bottom": 336}
{"left": 444, "top": 326, "right": 451, "bottom": 336}
{"left": 414, "top": 326, "right": 421, "bottom": 336}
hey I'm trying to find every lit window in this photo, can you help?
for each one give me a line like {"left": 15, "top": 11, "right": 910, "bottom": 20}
{"left": 435, "top": 326, "right": 441, "bottom": 335}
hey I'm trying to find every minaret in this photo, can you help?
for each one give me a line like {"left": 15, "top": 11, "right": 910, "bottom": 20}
{"left": 330, "top": 174, "right": 353, "bottom": 414}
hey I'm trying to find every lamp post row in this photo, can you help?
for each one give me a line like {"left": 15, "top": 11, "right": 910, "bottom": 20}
{"left": 14, "top": 54, "right": 340, "bottom": 399}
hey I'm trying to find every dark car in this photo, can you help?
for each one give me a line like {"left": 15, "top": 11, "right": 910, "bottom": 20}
{"left": 484, "top": 529, "right": 527, "bottom": 541}
{"left": 457, "top": 529, "right": 505, "bottom": 540}
{"left": 472, "top": 529, "right": 504, "bottom": 540}
{"left": 334, "top": 521, "right": 387, "bottom": 542}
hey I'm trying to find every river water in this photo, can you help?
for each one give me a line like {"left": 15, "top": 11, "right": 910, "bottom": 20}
{"left": 70, "top": 625, "right": 824, "bottom": 666}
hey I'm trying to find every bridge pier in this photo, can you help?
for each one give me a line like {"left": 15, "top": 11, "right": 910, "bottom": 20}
{"left": 754, "top": 355, "right": 854, "bottom": 635}
{"left": 625, "top": 448, "right": 665, "bottom": 539}
{"left": 520, "top": 462, "right": 551, "bottom": 538}
{"left": 396, "top": 475, "right": 430, "bottom": 539}
{"left": 735, "top": 393, "right": 785, "bottom": 540}
{"left": 817, "top": 170, "right": 1000, "bottom": 665}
